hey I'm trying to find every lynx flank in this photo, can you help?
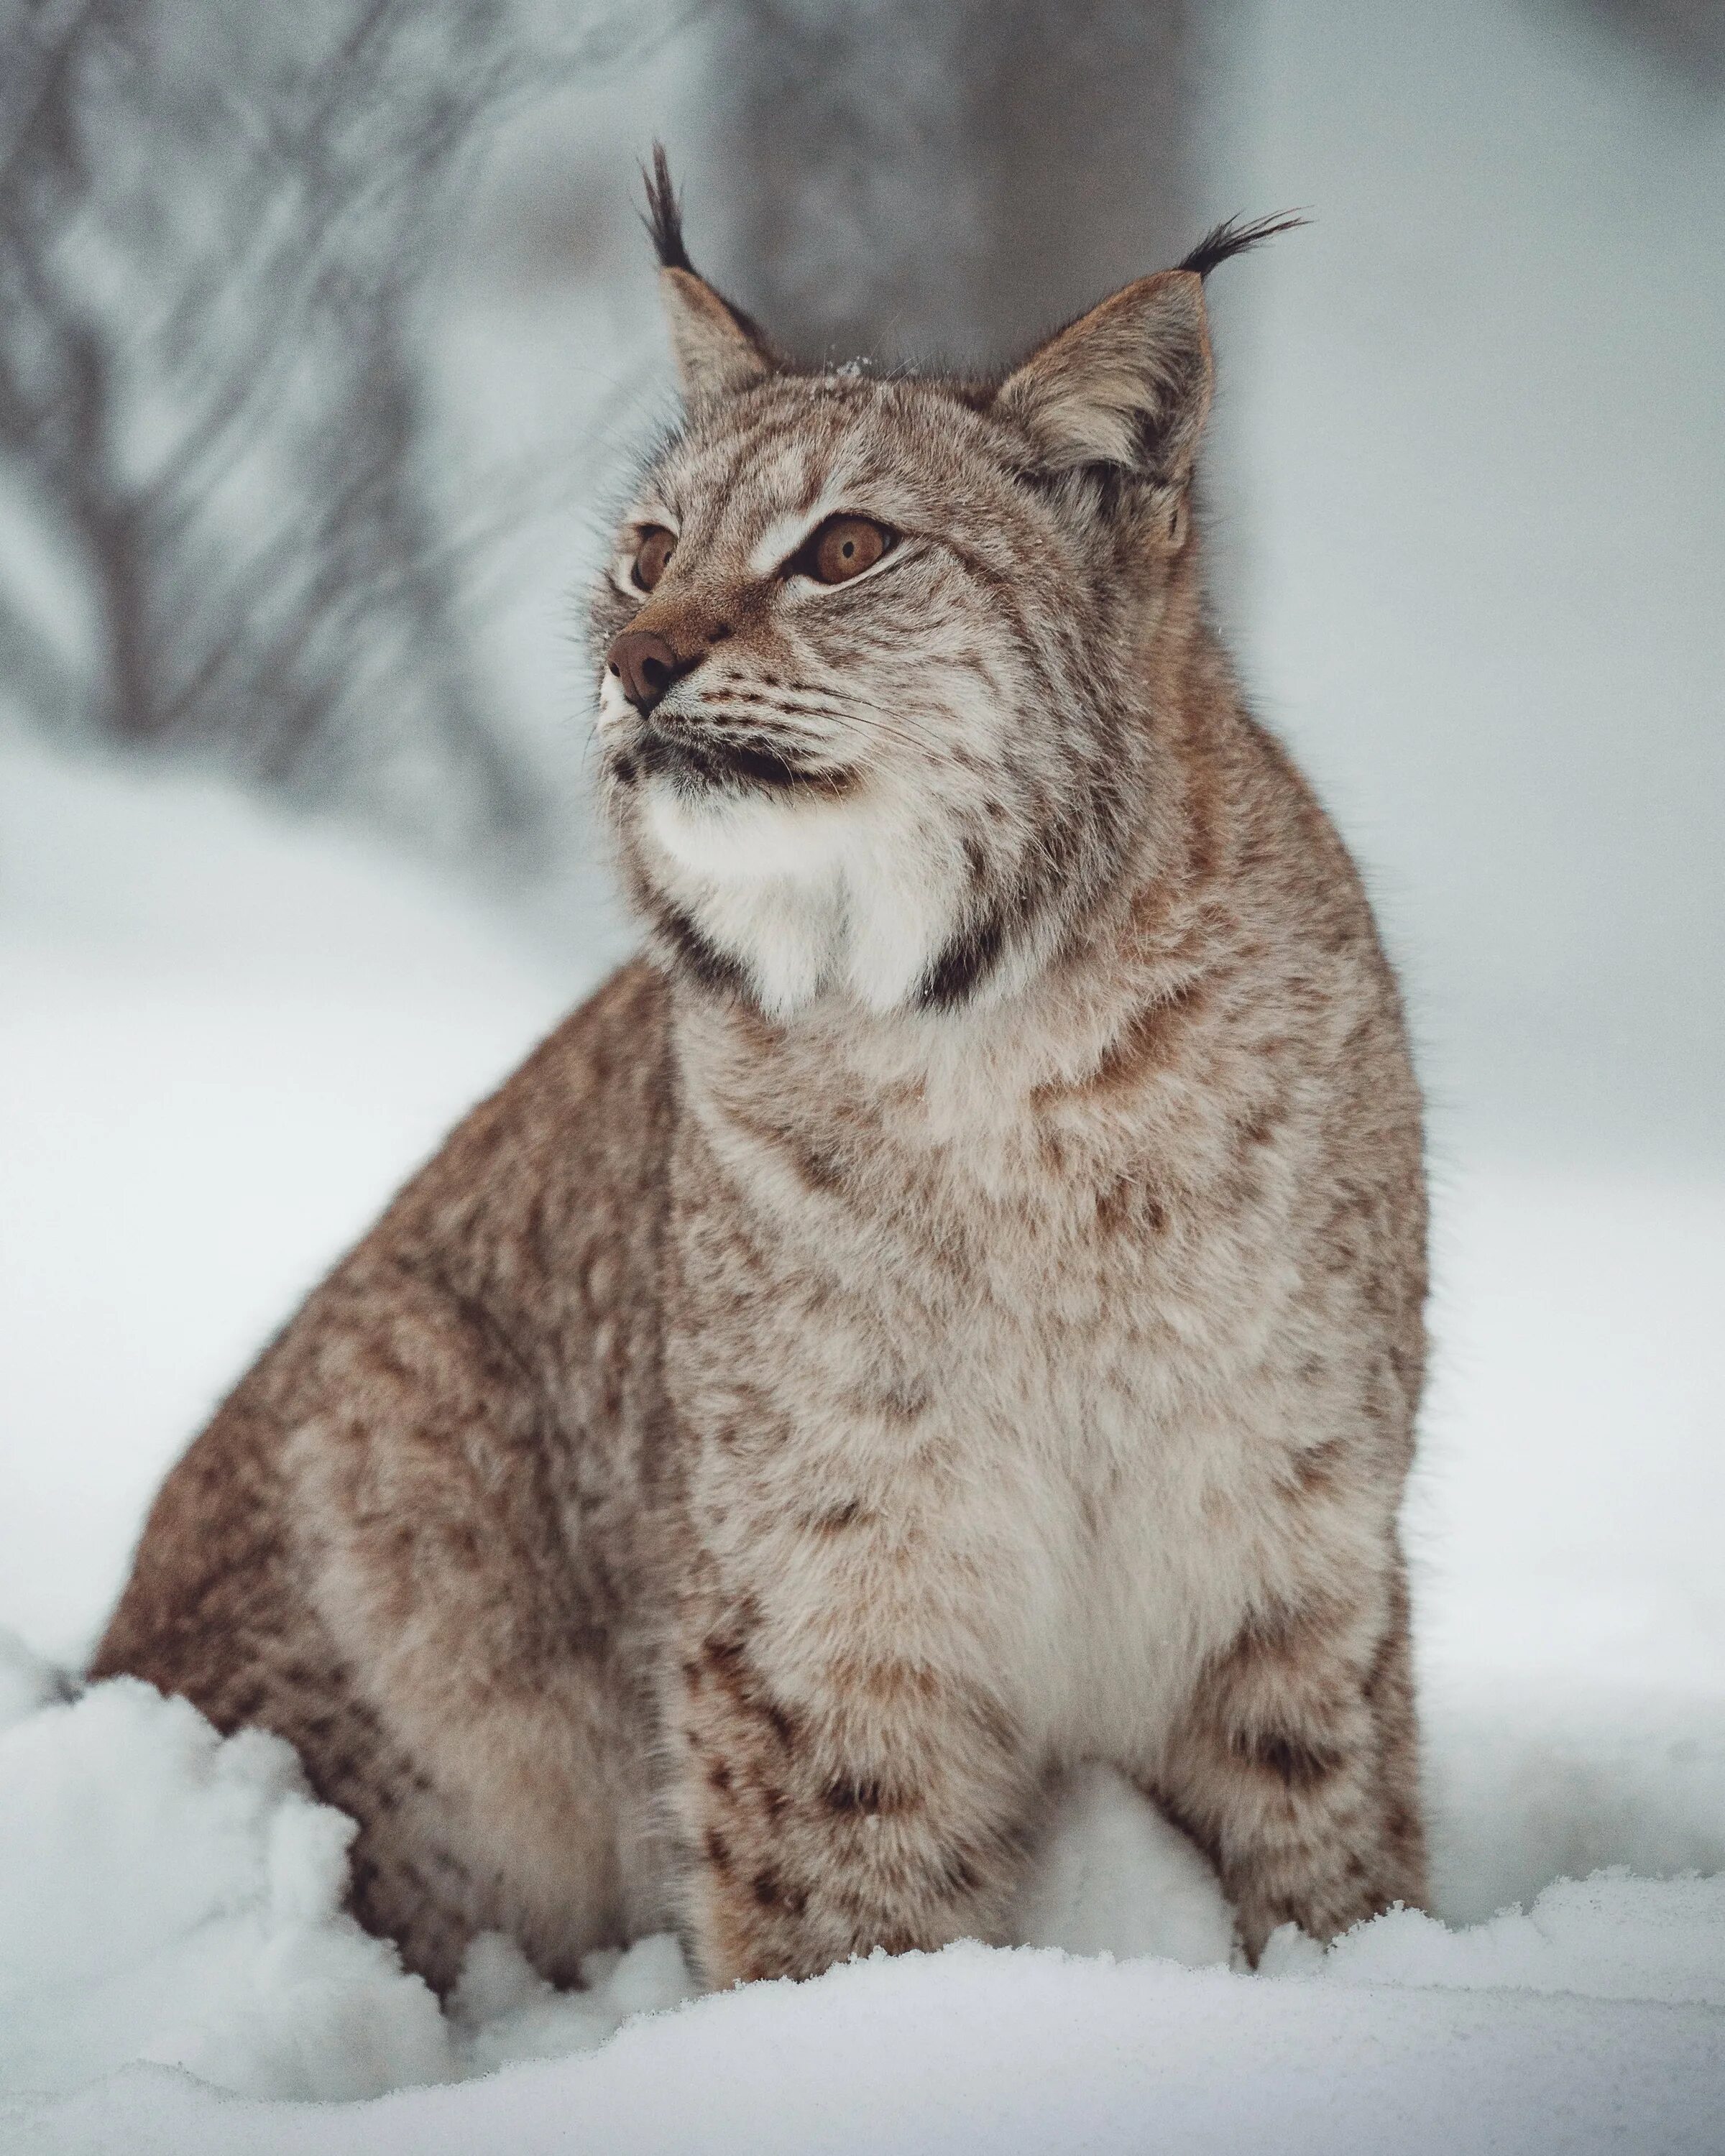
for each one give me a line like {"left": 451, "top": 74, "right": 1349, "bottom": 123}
{"left": 95, "top": 158, "right": 1428, "bottom": 1991}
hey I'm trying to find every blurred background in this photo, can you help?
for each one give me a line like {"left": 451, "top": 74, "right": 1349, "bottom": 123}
{"left": 1, "top": 0, "right": 1721, "bottom": 1902}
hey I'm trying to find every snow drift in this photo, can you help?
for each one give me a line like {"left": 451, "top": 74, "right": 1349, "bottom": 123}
{"left": 2, "top": 1633, "right": 1723, "bottom": 2155}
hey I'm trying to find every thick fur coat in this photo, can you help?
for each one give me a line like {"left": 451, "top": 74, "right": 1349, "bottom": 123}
{"left": 94, "top": 169, "right": 1428, "bottom": 1992}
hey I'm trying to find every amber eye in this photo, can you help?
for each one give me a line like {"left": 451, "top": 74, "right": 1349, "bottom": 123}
{"left": 632, "top": 526, "right": 676, "bottom": 593}
{"left": 804, "top": 515, "right": 893, "bottom": 585}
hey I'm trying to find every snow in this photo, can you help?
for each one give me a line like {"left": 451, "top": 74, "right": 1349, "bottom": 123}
{"left": 1009, "top": 1763, "right": 1238, "bottom": 1971}
{"left": 5, "top": 1819, "right": 1724, "bottom": 2156}
{"left": 1, "top": 1642, "right": 1722, "bottom": 2156}
{"left": 0, "top": 734, "right": 575, "bottom": 1667}
{"left": 0, "top": 1658, "right": 454, "bottom": 2105}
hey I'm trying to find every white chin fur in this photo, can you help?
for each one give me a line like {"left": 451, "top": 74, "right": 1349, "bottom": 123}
{"left": 642, "top": 778, "right": 966, "bottom": 1018}
{"left": 644, "top": 780, "right": 855, "bottom": 883}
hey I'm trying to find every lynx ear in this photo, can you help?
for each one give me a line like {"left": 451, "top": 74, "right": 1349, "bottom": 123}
{"left": 996, "top": 270, "right": 1213, "bottom": 485}
{"left": 998, "top": 213, "right": 1305, "bottom": 483}
{"left": 658, "top": 268, "right": 775, "bottom": 401}
{"left": 643, "top": 146, "right": 775, "bottom": 403}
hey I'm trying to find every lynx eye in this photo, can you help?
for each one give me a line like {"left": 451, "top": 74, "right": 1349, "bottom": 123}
{"left": 632, "top": 526, "right": 676, "bottom": 593}
{"left": 801, "top": 515, "right": 893, "bottom": 586}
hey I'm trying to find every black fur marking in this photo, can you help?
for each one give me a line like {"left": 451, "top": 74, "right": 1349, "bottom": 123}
{"left": 653, "top": 898, "right": 748, "bottom": 999}
{"left": 635, "top": 729, "right": 852, "bottom": 797}
{"left": 1233, "top": 1727, "right": 1345, "bottom": 1790}
{"left": 642, "top": 143, "right": 694, "bottom": 274}
{"left": 915, "top": 909, "right": 1008, "bottom": 1011}
{"left": 1177, "top": 211, "right": 1308, "bottom": 281}
{"left": 640, "top": 142, "right": 776, "bottom": 352}
{"left": 823, "top": 1775, "right": 886, "bottom": 1815}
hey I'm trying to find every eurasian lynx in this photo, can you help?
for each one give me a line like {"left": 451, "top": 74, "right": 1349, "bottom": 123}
{"left": 94, "top": 156, "right": 1428, "bottom": 1992}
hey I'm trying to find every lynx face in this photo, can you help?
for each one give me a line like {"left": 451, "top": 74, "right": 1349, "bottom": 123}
{"left": 594, "top": 382, "right": 1128, "bottom": 1016}
{"left": 592, "top": 167, "right": 1283, "bottom": 1020}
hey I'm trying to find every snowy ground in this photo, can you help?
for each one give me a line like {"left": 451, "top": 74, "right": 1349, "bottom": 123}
{"left": 1, "top": 733, "right": 1721, "bottom": 2152}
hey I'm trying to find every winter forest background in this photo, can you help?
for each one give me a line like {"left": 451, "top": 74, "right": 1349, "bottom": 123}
{"left": 1, "top": 1, "right": 1722, "bottom": 2149}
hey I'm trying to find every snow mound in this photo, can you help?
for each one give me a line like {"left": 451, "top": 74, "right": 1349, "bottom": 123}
{"left": 1263, "top": 1871, "right": 1725, "bottom": 2005}
{"left": 1, "top": 1631, "right": 1721, "bottom": 2155}
{"left": 1011, "top": 1760, "right": 1237, "bottom": 1968}
{"left": 9, "top": 1920, "right": 1725, "bottom": 2156}
{"left": 0, "top": 1642, "right": 447, "bottom": 2104}
{"left": 0, "top": 1635, "right": 696, "bottom": 2106}
{"left": 0, "top": 1646, "right": 1229, "bottom": 2109}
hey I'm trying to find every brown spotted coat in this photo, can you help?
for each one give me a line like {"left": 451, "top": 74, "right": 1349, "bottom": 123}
{"left": 93, "top": 183, "right": 1428, "bottom": 1990}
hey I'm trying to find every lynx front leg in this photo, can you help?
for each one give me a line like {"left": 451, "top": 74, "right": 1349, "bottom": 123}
{"left": 667, "top": 1593, "right": 1035, "bottom": 1986}
{"left": 1154, "top": 1562, "right": 1427, "bottom": 1963}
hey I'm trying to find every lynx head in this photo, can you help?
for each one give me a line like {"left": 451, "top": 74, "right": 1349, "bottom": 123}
{"left": 592, "top": 149, "right": 1296, "bottom": 1021}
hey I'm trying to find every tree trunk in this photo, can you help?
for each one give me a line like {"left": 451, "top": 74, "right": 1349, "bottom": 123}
{"left": 707, "top": 0, "right": 1195, "bottom": 371}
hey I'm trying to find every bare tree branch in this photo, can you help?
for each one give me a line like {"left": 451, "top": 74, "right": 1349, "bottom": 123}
{"left": 0, "top": 0, "right": 669, "bottom": 850}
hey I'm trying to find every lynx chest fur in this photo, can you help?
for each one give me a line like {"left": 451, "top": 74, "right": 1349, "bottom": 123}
{"left": 95, "top": 162, "right": 1427, "bottom": 1994}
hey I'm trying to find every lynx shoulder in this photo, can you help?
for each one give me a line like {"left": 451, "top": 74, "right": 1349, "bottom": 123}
{"left": 94, "top": 158, "right": 1427, "bottom": 1991}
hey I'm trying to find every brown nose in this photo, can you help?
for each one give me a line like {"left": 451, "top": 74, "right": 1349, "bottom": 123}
{"left": 606, "top": 630, "right": 686, "bottom": 716}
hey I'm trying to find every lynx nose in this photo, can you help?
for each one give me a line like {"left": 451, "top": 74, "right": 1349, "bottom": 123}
{"left": 607, "top": 629, "right": 686, "bottom": 716}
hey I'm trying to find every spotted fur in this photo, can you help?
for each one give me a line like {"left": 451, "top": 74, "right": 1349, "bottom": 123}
{"left": 94, "top": 167, "right": 1427, "bottom": 1991}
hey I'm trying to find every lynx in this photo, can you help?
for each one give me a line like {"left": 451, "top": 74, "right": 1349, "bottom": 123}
{"left": 93, "top": 155, "right": 1429, "bottom": 1993}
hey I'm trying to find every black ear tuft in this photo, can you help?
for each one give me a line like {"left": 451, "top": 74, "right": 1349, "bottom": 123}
{"left": 1177, "top": 211, "right": 1308, "bottom": 281}
{"left": 642, "top": 143, "right": 695, "bottom": 275}
{"left": 641, "top": 146, "right": 778, "bottom": 398}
